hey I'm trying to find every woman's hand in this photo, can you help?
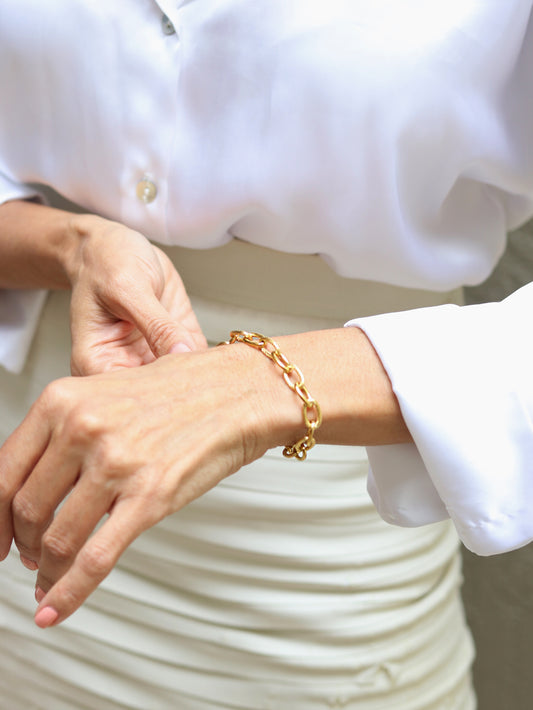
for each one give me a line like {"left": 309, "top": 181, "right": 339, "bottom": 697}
{"left": 67, "top": 216, "right": 207, "bottom": 375}
{"left": 0, "top": 203, "right": 206, "bottom": 373}
{"left": 0, "top": 326, "right": 409, "bottom": 627}
{"left": 0, "top": 344, "right": 283, "bottom": 628}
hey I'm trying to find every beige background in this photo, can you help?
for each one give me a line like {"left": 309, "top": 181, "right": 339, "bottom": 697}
{"left": 463, "top": 218, "right": 533, "bottom": 710}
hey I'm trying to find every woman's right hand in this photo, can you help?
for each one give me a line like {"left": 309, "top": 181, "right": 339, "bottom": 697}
{"left": 66, "top": 215, "right": 207, "bottom": 375}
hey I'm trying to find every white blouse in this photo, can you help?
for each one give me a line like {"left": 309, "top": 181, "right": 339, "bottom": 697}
{"left": 1, "top": 0, "right": 533, "bottom": 555}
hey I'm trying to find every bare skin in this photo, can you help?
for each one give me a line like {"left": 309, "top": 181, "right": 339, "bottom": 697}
{"left": 0, "top": 199, "right": 411, "bottom": 628}
{"left": 0, "top": 201, "right": 207, "bottom": 370}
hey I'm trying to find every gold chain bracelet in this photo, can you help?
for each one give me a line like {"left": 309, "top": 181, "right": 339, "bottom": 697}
{"left": 220, "top": 331, "right": 322, "bottom": 461}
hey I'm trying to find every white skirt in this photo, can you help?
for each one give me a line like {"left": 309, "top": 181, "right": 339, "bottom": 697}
{"left": 0, "top": 241, "right": 475, "bottom": 709}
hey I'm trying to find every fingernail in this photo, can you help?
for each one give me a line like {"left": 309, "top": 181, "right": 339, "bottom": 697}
{"left": 35, "top": 585, "right": 45, "bottom": 603}
{"left": 170, "top": 342, "right": 192, "bottom": 354}
{"left": 34, "top": 606, "right": 59, "bottom": 628}
{"left": 21, "top": 555, "right": 39, "bottom": 571}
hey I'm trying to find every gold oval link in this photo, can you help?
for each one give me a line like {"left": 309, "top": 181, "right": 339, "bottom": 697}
{"left": 229, "top": 331, "right": 265, "bottom": 349}
{"left": 283, "top": 364, "right": 305, "bottom": 391}
{"left": 223, "top": 331, "right": 321, "bottom": 462}
{"left": 260, "top": 338, "right": 277, "bottom": 360}
{"left": 247, "top": 334, "right": 266, "bottom": 348}
{"left": 271, "top": 349, "right": 291, "bottom": 370}
{"left": 283, "top": 443, "right": 307, "bottom": 461}
{"left": 294, "top": 383, "right": 312, "bottom": 404}
{"left": 304, "top": 435, "right": 316, "bottom": 449}
{"left": 303, "top": 400, "right": 322, "bottom": 429}
{"left": 261, "top": 347, "right": 275, "bottom": 361}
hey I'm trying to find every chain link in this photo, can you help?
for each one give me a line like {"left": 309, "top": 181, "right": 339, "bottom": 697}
{"left": 220, "top": 331, "right": 322, "bottom": 461}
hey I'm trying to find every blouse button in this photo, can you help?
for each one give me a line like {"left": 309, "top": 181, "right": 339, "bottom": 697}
{"left": 136, "top": 177, "right": 157, "bottom": 204}
{"left": 161, "top": 14, "right": 176, "bottom": 36}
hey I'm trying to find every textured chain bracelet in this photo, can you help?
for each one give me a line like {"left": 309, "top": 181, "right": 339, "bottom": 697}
{"left": 220, "top": 331, "right": 322, "bottom": 461}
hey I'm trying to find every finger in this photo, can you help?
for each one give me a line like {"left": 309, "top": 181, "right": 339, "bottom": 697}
{"left": 124, "top": 292, "right": 200, "bottom": 358}
{"left": 172, "top": 308, "right": 208, "bottom": 352}
{"left": 34, "top": 498, "right": 153, "bottom": 628}
{"left": 71, "top": 320, "right": 156, "bottom": 375}
{"left": 35, "top": 469, "right": 117, "bottom": 595}
{"left": 12, "top": 439, "right": 81, "bottom": 567}
{"left": 69, "top": 287, "right": 155, "bottom": 375}
{"left": 0, "top": 400, "right": 53, "bottom": 559}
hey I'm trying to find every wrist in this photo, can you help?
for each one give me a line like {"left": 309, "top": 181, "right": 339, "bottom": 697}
{"left": 0, "top": 200, "right": 99, "bottom": 290}
{"left": 218, "top": 327, "right": 412, "bottom": 453}
{"left": 64, "top": 213, "right": 111, "bottom": 286}
{"left": 222, "top": 332, "right": 321, "bottom": 459}
{"left": 212, "top": 340, "right": 304, "bottom": 462}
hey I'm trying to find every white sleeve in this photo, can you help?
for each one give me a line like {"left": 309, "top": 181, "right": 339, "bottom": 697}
{"left": 0, "top": 171, "right": 47, "bottom": 374}
{"left": 347, "top": 282, "right": 533, "bottom": 556}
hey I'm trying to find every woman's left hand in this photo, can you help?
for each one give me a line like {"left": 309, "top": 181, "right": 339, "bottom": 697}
{"left": 0, "top": 344, "right": 280, "bottom": 627}
{"left": 0, "top": 325, "right": 410, "bottom": 627}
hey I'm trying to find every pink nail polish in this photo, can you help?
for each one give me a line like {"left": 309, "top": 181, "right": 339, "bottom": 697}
{"left": 35, "top": 586, "right": 45, "bottom": 603}
{"left": 34, "top": 606, "right": 59, "bottom": 628}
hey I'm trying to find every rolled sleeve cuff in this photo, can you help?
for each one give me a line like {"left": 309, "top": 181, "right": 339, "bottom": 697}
{"left": 347, "top": 285, "right": 533, "bottom": 556}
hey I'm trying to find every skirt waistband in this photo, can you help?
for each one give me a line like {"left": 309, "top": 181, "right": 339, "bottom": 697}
{"left": 160, "top": 239, "right": 464, "bottom": 325}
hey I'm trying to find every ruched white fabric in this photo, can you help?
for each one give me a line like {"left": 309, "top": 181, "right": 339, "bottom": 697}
{"left": 0, "top": 269, "right": 475, "bottom": 708}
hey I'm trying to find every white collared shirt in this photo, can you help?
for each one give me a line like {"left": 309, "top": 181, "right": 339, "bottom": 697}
{"left": 2, "top": 0, "right": 533, "bottom": 554}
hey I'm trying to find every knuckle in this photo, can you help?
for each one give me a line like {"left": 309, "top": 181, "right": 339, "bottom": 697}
{"left": 77, "top": 540, "right": 115, "bottom": 580}
{"left": 145, "top": 317, "right": 176, "bottom": 353}
{"left": 90, "top": 441, "right": 133, "bottom": 484}
{"left": 12, "top": 493, "right": 46, "bottom": 527}
{"left": 66, "top": 405, "right": 105, "bottom": 445}
{"left": 40, "top": 378, "right": 72, "bottom": 412}
{"left": 42, "top": 530, "right": 77, "bottom": 565}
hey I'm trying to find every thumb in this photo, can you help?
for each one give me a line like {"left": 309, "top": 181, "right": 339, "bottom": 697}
{"left": 126, "top": 295, "right": 198, "bottom": 358}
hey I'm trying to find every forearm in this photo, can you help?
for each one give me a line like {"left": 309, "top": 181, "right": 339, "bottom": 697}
{"left": 0, "top": 199, "right": 95, "bottom": 289}
{"left": 230, "top": 327, "right": 412, "bottom": 450}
